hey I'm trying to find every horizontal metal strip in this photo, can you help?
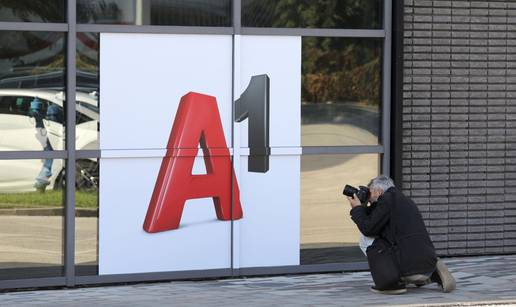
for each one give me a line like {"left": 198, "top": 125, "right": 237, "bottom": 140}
{"left": 100, "top": 148, "right": 234, "bottom": 158}
{"left": 0, "top": 22, "right": 67, "bottom": 32}
{"left": 77, "top": 24, "right": 233, "bottom": 35}
{"left": 302, "top": 146, "right": 384, "bottom": 155}
{"left": 0, "top": 277, "right": 65, "bottom": 290}
{"left": 240, "top": 27, "right": 385, "bottom": 38}
{"left": 75, "top": 268, "right": 232, "bottom": 285}
{"left": 235, "top": 261, "right": 368, "bottom": 276}
{"left": 0, "top": 150, "right": 67, "bottom": 160}
{"left": 76, "top": 150, "right": 101, "bottom": 159}
{"left": 240, "top": 147, "right": 302, "bottom": 156}
{"left": 88, "top": 146, "right": 384, "bottom": 158}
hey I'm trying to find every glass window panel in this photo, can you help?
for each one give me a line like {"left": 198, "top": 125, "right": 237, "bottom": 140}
{"left": 76, "top": 32, "right": 99, "bottom": 150}
{"left": 0, "top": 159, "right": 65, "bottom": 280}
{"left": 75, "top": 158, "right": 99, "bottom": 276}
{"left": 301, "top": 154, "right": 380, "bottom": 264}
{"left": 0, "top": 0, "right": 65, "bottom": 23}
{"left": 0, "top": 31, "right": 66, "bottom": 151}
{"left": 77, "top": 0, "right": 232, "bottom": 26}
{"left": 242, "top": 0, "right": 383, "bottom": 29}
{"left": 301, "top": 37, "right": 382, "bottom": 146}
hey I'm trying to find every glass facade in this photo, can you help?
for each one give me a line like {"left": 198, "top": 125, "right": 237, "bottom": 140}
{"left": 301, "top": 154, "right": 380, "bottom": 264}
{"left": 0, "top": 0, "right": 66, "bottom": 23}
{"left": 76, "top": 32, "right": 99, "bottom": 150}
{"left": 0, "top": 31, "right": 66, "bottom": 151}
{"left": 77, "top": 0, "right": 232, "bottom": 26}
{"left": 75, "top": 158, "right": 98, "bottom": 276}
{"left": 301, "top": 38, "right": 382, "bottom": 146}
{"left": 0, "top": 0, "right": 389, "bottom": 288}
{"left": 0, "top": 159, "right": 65, "bottom": 280}
{"left": 242, "top": 0, "right": 382, "bottom": 29}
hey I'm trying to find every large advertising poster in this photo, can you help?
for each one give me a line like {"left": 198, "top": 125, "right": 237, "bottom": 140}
{"left": 99, "top": 33, "right": 301, "bottom": 274}
{"left": 235, "top": 36, "right": 301, "bottom": 268}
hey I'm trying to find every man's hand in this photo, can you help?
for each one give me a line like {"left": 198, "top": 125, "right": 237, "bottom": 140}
{"left": 347, "top": 194, "right": 361, "bottom": 208}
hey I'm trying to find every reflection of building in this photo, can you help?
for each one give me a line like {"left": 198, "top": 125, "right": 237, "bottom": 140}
{"left": 0, "top": 0, "right": 514, "bottom": 291}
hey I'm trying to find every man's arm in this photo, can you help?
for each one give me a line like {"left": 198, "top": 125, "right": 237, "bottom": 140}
{"left": 350, "top": 199, "right": 391, "bottom": 237}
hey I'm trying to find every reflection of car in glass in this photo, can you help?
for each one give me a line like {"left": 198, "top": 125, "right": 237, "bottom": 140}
{"left": 0, "top": 89, "right": 99, "bottom": 192}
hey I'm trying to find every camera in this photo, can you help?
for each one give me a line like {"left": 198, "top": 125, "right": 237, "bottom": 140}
{"left": 343, "top": 185, "right": 370, "bottom": 205}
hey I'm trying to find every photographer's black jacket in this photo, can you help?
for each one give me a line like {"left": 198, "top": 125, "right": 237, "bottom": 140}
{"left": 350, "top": 187, "right": 437, "bottom": 276}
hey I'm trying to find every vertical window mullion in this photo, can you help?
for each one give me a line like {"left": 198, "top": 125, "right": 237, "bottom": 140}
{"left": 65, "top": 0, "right": 77, "bottom": 287}
{"left": 382, "top": 0, "right": 393, "bottom": 175}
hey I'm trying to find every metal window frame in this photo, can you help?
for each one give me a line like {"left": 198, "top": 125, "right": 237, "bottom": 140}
{"left": 0, "top": 0, "right": 392, "bottom": 290}
{"left": 65, "top": 0, "right": 77, "bottom": 287}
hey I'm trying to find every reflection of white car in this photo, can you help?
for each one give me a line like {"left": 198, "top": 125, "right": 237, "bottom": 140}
{"left": 0, "top": 89, "right": 99, "bottom": 192}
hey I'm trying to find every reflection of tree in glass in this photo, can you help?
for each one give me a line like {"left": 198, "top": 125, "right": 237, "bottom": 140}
{"left": 76, "top": 33, "right": 99, "bottom": 74}
{"left": 302, "top": 38, "right": 381, "bottom": 106}
{"left": 243, "top": 0, "right": 382, "bottom": 29}
{"left": 0, "top": 32, "right": 64, "bottom": 80}
{"left": 0, "top": 0, "right": 64, "bottom": 22}
{"left": 75, "top": 33, "right": 99, "bottom": 93}
{"left": 77, "top": 0, "right": 122, "bottom": 24}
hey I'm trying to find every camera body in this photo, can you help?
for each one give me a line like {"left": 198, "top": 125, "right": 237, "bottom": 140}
{"left": 343, "top": 184, "right": 370, "bottom": 205}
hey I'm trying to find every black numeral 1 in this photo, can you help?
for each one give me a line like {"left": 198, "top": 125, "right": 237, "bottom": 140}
{"left": 234, "top": 74, "right": 270, "bottom": 173}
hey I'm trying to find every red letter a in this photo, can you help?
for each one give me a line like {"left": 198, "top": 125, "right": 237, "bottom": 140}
{"left": 143, "top": 92, "right": 243, "bottom": 233}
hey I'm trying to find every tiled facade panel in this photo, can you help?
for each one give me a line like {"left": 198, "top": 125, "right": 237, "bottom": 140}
{"left": 402, "top": 0, "right": 516, "bottom": 256}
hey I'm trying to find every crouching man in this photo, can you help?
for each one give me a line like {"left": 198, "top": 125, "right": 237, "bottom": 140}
{"left": 347, "top": 175, "right": 456, "bottom": 294}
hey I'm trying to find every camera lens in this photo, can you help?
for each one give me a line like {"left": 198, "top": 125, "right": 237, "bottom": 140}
{"left": 343, "top": 185, "right": 358, "bottom": 197}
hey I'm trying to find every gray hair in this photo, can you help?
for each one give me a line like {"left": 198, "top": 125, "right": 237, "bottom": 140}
{"left": 368, "top": 175, "right": 395, "bottom": 191}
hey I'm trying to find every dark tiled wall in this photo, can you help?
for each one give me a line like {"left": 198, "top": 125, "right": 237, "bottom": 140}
{"left": 402, "top": 0, "right": 516, "bottom": 256}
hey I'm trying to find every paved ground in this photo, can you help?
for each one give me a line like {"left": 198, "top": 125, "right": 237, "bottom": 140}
{"left": 0, "top": 216, "right": 97, "bottom": 267}
{"left": 1, "top": 255, "right": 516, "bottom": 306}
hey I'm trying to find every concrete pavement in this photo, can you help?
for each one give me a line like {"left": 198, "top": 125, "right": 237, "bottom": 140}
{"left": 1, "top": 255, "right": 516, "bottom": 306}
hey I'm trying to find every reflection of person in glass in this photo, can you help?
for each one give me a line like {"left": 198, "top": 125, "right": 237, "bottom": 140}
{"left": 28, "top": 97, "right": 57, "bottom": 191}
{"left": 346, "top": 175, "right": 456, "bottom": 295}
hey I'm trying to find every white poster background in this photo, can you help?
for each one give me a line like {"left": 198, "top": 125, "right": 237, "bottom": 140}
{"left": 99, "top": 34, "right": 232, "bottom": 274}
{"left": 238, "top": 36, "right": 301, "bottom": 148}
{"left": 100, "top": 33, "right": 233, "bottom": 150}
{"left": 99, "top": 157, "right": 231, "bottom": 274}
{"left": 236, "top": 36, "right": 301, "bottom": 267}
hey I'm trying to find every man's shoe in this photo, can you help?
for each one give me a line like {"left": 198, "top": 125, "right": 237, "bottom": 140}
{"left": 370, "top": 285, "right": 407, "bottom": 295}
{"left": 432, "top": 258, "right": 456, "bottom": 293}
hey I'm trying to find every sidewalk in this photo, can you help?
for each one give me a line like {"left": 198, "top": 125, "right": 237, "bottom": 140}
{"left": 1, "top": 255, "right": 516, "bottom": 306}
